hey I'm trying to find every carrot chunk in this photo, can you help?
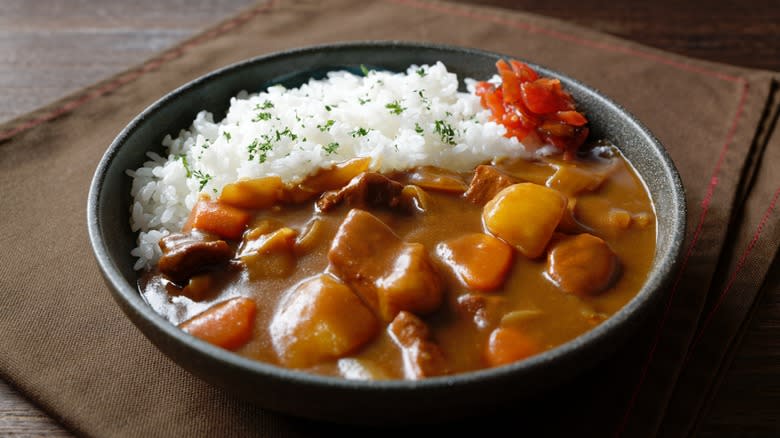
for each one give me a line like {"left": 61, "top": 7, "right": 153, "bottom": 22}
{"left": 437, "top": 233, "right": 513, "bottom": 291}
{"left": 485, "top": 327, "right": 539, "bottom": 367}
{"left": 179, "top": 296, "right": 257, "bottom": 350}
{"left": 183, "top": 197, "right": 250, "bottom": 240}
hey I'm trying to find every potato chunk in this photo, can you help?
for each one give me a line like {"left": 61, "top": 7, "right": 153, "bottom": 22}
{"left": 298, "top": 157, "right": 371, "bottom": 193}
{"left": 545, "top": 164, "right": 609, "bottom": 196}
{"left": 546, "top": 233, "right": 620, "bottom": 296}
{"left": 219, "top": 176, "right": 284, "bottom": 209}
{"left": 401, "top": 166, "right": 468, "bottom": 193}
{"left": 328, "top": 209, "right": 443, "bottom": 322}
{"left": 239, "top": 227, "right": 298, "bottom": 279}
{"left": 270, "top": 274, "right": 379, "bottom": 368}
{"left": 482, "top": 183, "right": 567, "bottom": 258}
{"left": 437, "top": 233, "right": 514, "bottom": 291}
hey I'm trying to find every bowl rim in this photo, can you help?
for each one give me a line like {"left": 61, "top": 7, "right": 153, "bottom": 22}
{"left": 88, "top": 40, "right": 686, "bottom": 392}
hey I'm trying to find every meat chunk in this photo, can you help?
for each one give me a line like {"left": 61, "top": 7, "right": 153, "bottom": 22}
{"left": 317, "top": 172, "right": 406, "bottom": 213}
{"left": 328, "top": 209, "right": 444, "bottom": 322}
{"left": 546, "top": 233, "right": 620, "bottom": 295}
{"left": 388, "top": 311, "right": 447, "bottom": 379}
{"left": 456, "top": 293, "right": 507, "bottom": 330}
{"left": 158, "top": 232, "right": 232, "bottom": 283}
{"left": 270, "top": 274, "right": 379, "bottom": 368}
{"left": 464, "top": 165, "right": 517, "bottom": 205}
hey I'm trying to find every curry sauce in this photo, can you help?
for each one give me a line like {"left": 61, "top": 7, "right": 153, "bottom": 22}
{"left": 139, "top": 143, "right": 655, "bottom": 380}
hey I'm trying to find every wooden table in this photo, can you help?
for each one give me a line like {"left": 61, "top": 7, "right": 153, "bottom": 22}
{"left": 1, "top": 1, "right": 777, "bottom": 435}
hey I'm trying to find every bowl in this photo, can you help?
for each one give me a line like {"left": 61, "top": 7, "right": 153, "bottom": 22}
{"left": 87, "top": 41, "right": 686, "bottom": 423}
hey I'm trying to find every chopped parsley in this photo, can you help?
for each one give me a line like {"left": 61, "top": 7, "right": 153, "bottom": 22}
{"left": 349, "top": 127, "right": 370, "bottom": 137}
{"left": 414, "top": 123, "right": 424, "bottom": 134}
{"left": 178, "top": 154, "right": 191, "bottom": 178}
{"left": 192, "top": 169, "right": 212, "bottom": 191}
{"left": 255, "top": 100, "right": 274, "bottom": 110}
{"left": 275, "top": 127, "right": 298, "bottom": 142}
{"left": 324, "top": 142, "right": 340, "bottom": 154}
{"left": 434, "top": 120, "right": 457, "bottom": 146}
{"left": 325, "top": 105, "right": 333, "bottom": 111}
{"left": 385, "top": 100, "right": 406, "bottom": 115}
{"left": 252, "top": 112, "right": 272, "bottom": 122}
{"left": 416, "top": 67, "right": 427, "bottom": 77}
{"left": 358, "top": 96, "right": 371, "bottom": 105}
{"left": 248, "top": 137, "right": 274, "bottom": 163}
{"left": 416, "top": 89, "right": 431, "bottom": 109}
{"left": 223, "top": 131, "right": 232, "bottom": 142}
{"left": 360, "top": 64, "right": 371, "bottom": 76}
{"left": 317, "top": 119, "right": 335, "bottom": 132}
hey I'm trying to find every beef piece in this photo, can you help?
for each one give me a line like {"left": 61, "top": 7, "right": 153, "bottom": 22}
{"left": 317, "top": 172, "right": 406, "bottom": 213}
{"left": 463, "top": 165, "right": 517, "bottom": 205}
{"left": 158, "top": 232, "right": 232, "bottom": 283}
{"left": 327, "top": 209, "right": 443, "bottom": 322}
{"left": 388, "top": 311, "right": 447, "bottom": 379}
{"left": 456, "top": 293, "right": 507, "bottom": 330}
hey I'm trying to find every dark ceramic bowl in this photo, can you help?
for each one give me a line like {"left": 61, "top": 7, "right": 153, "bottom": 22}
{"left": 87, "top": 41, "right": 685, "bottom": 423}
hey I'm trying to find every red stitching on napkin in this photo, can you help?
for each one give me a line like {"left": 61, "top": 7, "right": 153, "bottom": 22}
{"left": 687, "top": 185, "right": 780, "bottom": 354}
{"left": 614, "top": 80, "right": 749, "bottom": 437}
{"left": 0, "top": 0, "right": 276, "bottom": 143}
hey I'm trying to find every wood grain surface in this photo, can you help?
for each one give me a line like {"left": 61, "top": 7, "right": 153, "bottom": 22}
{"left": 1, "top": 0, "right": 778, "bottom": 436}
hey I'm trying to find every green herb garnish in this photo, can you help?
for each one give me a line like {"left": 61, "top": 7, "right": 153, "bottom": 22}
{"left": 253, "top": 112, "right": 272, "bottom": 122}
{"left": 360, "top": 64, "right": 371, "bottom": 76}
{"left": 416, "top": 67, "right": 426, "bottom": 77}
{"left": 349, "top": 127, "right": 370, "bottom": 137}
{"left": 385, "top": 100, "right": 406, "bottom": 115}
{"left": 358, "top": 97, "right": 370, "bottom": 105}
{"left": 257, "top": 100, "right": 274, "bottom": 110}
{"left": 178, "top": 154, "right": 191, "bottom": 178}
{"left": 317, "top": 120, "right": 335, "bottom": 132}
{"left": 192, "top": 169, "right": 212, "bottom": 191}
{"left": 416, "top": 89, "right": 431, "bottom": 109}
{"left": 414, "top": 123, "right": 424, "bottom": 134}
{"left": 275, "top": 127, "right": 298, "bottom": 142}
{"left": 434, "top": 120, "right": 457, "bottom": 146}
{"left": 248, "top": 138, "right": 274, "bottom": 162}
{"left": 324, "top": 142, "right": 340, "bottom": 154}
{"left": 223, "top": 131, "right": 231, "bottom": 142}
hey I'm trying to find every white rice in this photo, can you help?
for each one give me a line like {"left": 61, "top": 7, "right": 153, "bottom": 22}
{"left": 128, "top": 62, "right": 534, "bottom": 270}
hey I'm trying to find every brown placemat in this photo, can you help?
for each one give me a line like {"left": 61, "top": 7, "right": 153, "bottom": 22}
{"left": 0, "top": 0, "right": 777, "bottom": 436}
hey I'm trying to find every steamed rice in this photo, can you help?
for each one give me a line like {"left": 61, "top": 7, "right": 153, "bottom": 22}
{"left": 128, "top": 62, "right": 534, "bottom": 270}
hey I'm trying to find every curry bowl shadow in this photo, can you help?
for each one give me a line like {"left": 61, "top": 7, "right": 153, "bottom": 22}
{"left": 87, "top": 41, "right": 686, "bottom": 424}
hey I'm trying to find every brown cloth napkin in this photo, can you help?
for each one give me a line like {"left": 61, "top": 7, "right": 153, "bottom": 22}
{"left": 1, "top": 1, "right": 777, "bottom": 436}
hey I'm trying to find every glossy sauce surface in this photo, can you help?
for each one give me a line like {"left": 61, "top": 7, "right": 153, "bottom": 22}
{"left": 140, "top": 145, "right": 655, "bottom": 379}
